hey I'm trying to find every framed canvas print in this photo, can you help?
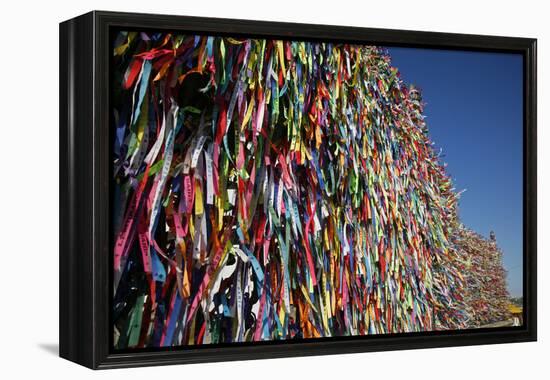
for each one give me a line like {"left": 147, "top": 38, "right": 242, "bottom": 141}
{"left": 59, "top": 11, "right": 537, "bottom": 369}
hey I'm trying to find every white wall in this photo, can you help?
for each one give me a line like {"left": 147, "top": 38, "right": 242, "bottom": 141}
{"left": 1, "top": 0, "right": 546, "bottom": 377}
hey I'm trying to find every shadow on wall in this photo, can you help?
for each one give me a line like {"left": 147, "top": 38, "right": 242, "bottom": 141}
{"left": 38, "top": 343, "right": 58, "bottom": 356}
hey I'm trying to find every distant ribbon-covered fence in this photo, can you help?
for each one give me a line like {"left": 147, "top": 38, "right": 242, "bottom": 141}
{"left": 111, "top": 31, "right": 509, "bottom": 349}
{"left": 454, "top": 227, "right": 511, "bottom": 327}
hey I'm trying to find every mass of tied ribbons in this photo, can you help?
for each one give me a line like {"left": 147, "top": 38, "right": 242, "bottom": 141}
{"left": 111, "top": 31, "right": 511, "bottom": 349}
{"left": 453, "top": 227, "right": 511, "bottom": 327}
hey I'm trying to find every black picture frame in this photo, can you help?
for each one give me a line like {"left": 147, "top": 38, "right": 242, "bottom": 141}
{"left": 59, "top": 10, "right": 537, "bottom": 369}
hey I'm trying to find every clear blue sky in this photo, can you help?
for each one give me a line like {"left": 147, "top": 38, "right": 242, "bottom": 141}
{"left": 386, "top": 47, "right": 523, "bottom": 297}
